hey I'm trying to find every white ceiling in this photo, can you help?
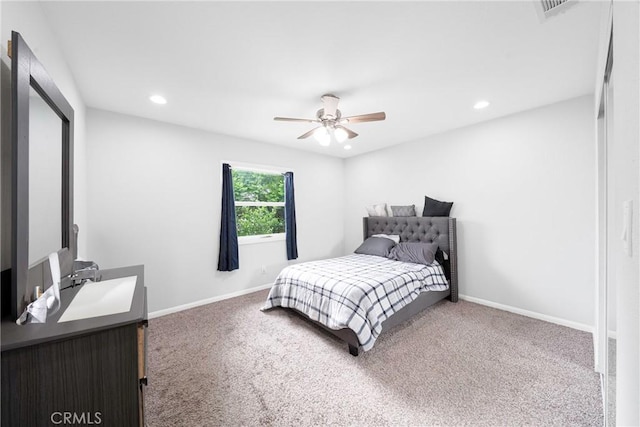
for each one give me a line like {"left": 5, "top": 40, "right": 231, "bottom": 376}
{"left": 40, "top": 1, "right": 603, "bottom": 158}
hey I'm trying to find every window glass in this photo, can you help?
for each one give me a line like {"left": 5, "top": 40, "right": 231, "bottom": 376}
{"left": 232, "top": 168, "right": 285, "bottom": 237}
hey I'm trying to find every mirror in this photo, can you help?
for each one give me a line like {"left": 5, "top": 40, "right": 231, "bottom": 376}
{"left": 597, "top": 35, "right": 615, "bottom": 426}
{"left": 8, "top": 31, "right": 74, "bottom": 320}
{"left": 28, "top": 87, "right": 63, "bottom": 266}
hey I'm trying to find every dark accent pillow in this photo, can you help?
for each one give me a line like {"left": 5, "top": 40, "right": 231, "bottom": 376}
{"left": 388, "top": 242, "right": 439, "bottom": 265}
{"left": 422, "top": 196, "right": 453, "bottom": 217}
{"left": 354, "top": 237, "right": 396, "bottom": 257}
{"left": 390, "top": 205, "right": 416, "bottom": 217}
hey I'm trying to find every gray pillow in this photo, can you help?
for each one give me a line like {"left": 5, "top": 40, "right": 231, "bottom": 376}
{"left": 388, "top": 242, "right": 439, "bottom": 265}
{"left": 354, "top": 237, "right": 396, "bottom": 257}
{"left": 391, "top": 205, "right": 416, "bottom": 217}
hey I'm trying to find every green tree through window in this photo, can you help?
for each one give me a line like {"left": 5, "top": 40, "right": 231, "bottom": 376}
{"left": 232, "top": 168, "right": 285, "bottom": 237}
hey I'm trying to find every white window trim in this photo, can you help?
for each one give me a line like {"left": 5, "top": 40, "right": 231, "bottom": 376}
{"left": 238, "top": 233, "right": 286, "bottom": 245}
{"left": 222, "top": 160, "right": 293, "bottom": 176}
{"left": 226, "top": 161, "right": 288, "bottom": 244}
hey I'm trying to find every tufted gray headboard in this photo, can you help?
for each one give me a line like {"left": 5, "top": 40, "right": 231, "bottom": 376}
{"left": 363, "top": 216, "right": 458, "bottom": 302}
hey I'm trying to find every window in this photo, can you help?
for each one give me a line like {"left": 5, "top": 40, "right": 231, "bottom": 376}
{"left": 232, "top": 167, "right": 285, "bottom": 241}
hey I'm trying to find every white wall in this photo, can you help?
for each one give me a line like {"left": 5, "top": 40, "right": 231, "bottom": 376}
{"left": 85, "top": 109, "right": 345, "bottom": 313}
{"left": 611, "top": 1, "right": 640, "bottom": 424}
{"left": 0, "top": 1, "right": 88, "bottom": 268}
{"left": 344, "top": 96, "right": 595, "bottom": 327}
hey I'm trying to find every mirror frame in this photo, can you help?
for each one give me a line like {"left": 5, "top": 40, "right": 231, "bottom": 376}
{"left": 11, "top": 31, "right": 74, "bottom": 320}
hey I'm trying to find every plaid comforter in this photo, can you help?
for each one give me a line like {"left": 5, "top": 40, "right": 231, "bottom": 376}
{"left": 262, "top": 254, "right": 449, "bottom": 351}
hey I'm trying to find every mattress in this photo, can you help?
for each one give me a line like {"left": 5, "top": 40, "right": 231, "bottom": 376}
{"left": 262, "top": 254, "right": 448, "bottom": 351}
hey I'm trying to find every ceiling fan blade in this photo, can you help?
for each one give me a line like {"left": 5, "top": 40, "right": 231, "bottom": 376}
{"left": 341, "top": 112, "right": 386, "bottom": 124}
{"left": 297, "top": 127, "right": 320, "bottom": 139}
{"left": 336, "top": 125, "right": 358, "bottom": 139}
{"left": 321, "top": 94, "right": 340, "bottom": 118}
{"left": 274, "top": 117, "right": 318, "bottom": 123}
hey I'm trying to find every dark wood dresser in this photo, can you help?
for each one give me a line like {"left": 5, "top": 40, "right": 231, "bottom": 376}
{"left": 1, "top": 265, "right": 148, "bottom": 427}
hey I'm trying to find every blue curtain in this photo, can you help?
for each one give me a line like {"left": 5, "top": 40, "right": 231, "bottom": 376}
{"left": 284, "top": 172, "right": 298, "bottom": 260}
{"left": 218, "top": 163, "right": 239, "bottom": 271}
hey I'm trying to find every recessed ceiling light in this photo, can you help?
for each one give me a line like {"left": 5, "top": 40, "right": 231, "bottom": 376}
{"left": 473, "top": 100, "right": 490, "bottom": 110}
{"left": 150, "top": 95, "right": 167, "bottom": 105}
{"left": 344, "top": 145, "right": 352, "bottom": 150}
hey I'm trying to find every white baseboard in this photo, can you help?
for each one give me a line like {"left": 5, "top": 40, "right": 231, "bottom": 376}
{"left": 149, "top": 287, "right": 596, "bottom": 334}
{"left": 148, "top": 282, "right": 273, "bottom": 319}
{"left": 458, "top": 294, "right": 594, "bottom": 333}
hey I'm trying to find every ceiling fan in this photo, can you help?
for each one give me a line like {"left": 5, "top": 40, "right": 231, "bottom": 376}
{"left": 274, "top": 94, "right": 386, "bottom": 146}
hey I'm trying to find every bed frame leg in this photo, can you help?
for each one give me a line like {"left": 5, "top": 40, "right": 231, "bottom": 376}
{"left": 348, "top": 344, "right": 359, "bottom": 357}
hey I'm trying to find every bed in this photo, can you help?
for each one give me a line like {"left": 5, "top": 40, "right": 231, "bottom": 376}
{"left": 262, "top": 216, "right": 458, "bottom": 356}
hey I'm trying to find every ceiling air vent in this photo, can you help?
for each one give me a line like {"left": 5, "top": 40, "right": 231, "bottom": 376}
{"left": 535, "top": 0, "right": 577, "bottom": 21}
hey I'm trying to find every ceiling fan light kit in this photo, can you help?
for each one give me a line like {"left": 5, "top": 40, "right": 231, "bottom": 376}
{"left": 314, "top": 127, "right": 331, "bottom": 146}
{"left": 312, "top": 124, "right": 348, "bottom": 146}
{"left": 333, "top": 126, "right": 348, "bottom": 143}
{"left": 275, "top": 94, "right": 386, "bottom": 147}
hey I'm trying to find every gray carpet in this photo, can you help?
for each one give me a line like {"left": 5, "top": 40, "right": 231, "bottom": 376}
{"left": 146, "top": 290, "right": 603, "bottom": 426}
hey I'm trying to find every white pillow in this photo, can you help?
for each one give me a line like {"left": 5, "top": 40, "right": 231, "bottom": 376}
{"left": 372, "top": 233, "right": 400, "bottom": 244}
{"left": 366, "top": 203, "right": 388, "bottom": 217}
